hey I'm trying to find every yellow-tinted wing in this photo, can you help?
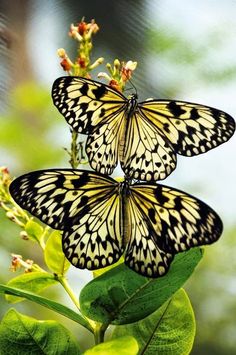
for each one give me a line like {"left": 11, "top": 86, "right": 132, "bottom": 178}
{"left": 52, "top": 76, "right": 127, "bottom": 134}
{"left": 10, "top": 169, "right": 124, "bottom": 270}
{"left": 120, "top": 111, "right": 176, "bottom": 181}
{"left": 124, "top": 193, "right": 174, "bottom": 278}
{"left": 139, "top": 100, "right": 235, "bottom": 156}
{"left": 86, "top": 109, "right": 126, "bottom": 175}
{"left": 128, "top": 182, "right": 223, "bottom": 255}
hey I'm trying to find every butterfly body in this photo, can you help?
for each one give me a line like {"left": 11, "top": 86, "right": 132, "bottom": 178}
{"left": 10, "top": 169, "right": 223, "bottom": 278}
{"left": 52, "top": 76, "right": 235, "bottom": 181}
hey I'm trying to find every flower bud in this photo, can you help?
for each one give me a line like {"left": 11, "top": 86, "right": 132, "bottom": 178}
{"left": 10, "top": 254, "right": 22, "bottom": 272}
{"left": 89, "top": 57, "right": 104, "bottom": 70}
{"left": 60, "top": 58, "right": 72, "bottom": 71}
{"left": 97, "top": 72, "right": 112, "bottom": 82}
{"left": 78, "top": 21, "right": 87, "bottom": 36}
{"left": 6, "top": 211, "right": 16, "bottom": 221}
{"left": 20, "top": 231, "right": 29, "bottom": 240}
{"left": 114, "top": 59, "right": 121, "bottom": 69}
{"left": 109, "top": 79, "right": 121, "bottom": 92}
{"left": 57, "top": 48, "right": 66, "bottom": 58}
{"left": 124, "top": 60, "right": 137, "bottom": 71}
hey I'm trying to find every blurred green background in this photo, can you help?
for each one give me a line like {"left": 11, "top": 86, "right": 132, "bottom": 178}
{"left": 0, "top": 0, "right": 236, "bottom": 353}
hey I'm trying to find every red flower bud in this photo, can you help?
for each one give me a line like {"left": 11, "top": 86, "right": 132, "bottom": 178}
{"left": 78, "top": 57, "right": 86, "bottom": 68}
{"left": 109, "top": 80, "right": 121, "bottom": 92}
{"left": 78, "top": 21, "right": 87, "bottom": 36}
{"left": 60, "top": 58, "right": 72, "bottom": 71}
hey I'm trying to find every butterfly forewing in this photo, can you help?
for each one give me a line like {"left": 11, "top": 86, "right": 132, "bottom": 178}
{"left": 139, "top": 100, "right": 235, "bottom": 156}
{"left": 129, "top": 183, "right": 223, "bottom": 254}
{"left": 52, "top": 76, "right": 127, "bottom": 134}
{"left": 10, "top": 169, "right": 115, "bottom": 228}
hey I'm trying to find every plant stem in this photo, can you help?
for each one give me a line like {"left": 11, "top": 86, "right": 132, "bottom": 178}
{"left": 69, "top": 130, "right": 79, "bottom": 169}
{"left": 94, "top": 323, "right": 108, "bottom": 344}
{"left": 58, "top": 276, "right": 81, "bottom": 311}
{"left": 58, "top": 275, "right": 97, "bottom": 331}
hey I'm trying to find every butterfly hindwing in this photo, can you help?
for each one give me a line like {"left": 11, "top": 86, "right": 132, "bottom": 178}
{"left": 86, "top": 109, "right": 126, "bottom": 175}
{"left": 10, "top": 169, "right": 124, "bottom": 270}
{"left": 139, "top": 100, "right": 235, "bottom": 156}
{"left": 62, "top": 188, "right": 123, "bottom": 270}
{"left": 120, "top": 111, "right": 177, "bottom": 181}
{"left": 124, "top": 192, "right": 174, "bottom": 278}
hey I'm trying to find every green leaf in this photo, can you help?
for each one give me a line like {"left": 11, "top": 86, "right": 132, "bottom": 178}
{"left": 80, "top": 249, "right": 202, "bottom": 325}
{"left": 25, "top": 220, "right": 44, "bottom": 243}
{"left": 0, "top": 284, "right": 92, "bottom": 332}
{"left": 44, "top": 231, "right": 70, "bottom": 274}
{"left": 112, "top": 289, "right": 195, "bottom": 355}
{"left": 84, "top": 336, "right": 138, "bottom": 355}
{"left": 5, "top": 271, "right": 58, "bottom": 303}
{"left": 0, "top": 308, "right": 81, "bottom": 355}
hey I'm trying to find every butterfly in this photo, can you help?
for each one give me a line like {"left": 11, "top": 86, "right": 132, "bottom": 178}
{"left": 10, "top": 169, "right": 223, "bottom": 278}
{"left": 52, "top": 76, "right": 235, "bottom": 181}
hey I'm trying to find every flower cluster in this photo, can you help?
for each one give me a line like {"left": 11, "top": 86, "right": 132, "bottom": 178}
{"left": 10, "top": 254, "right": 33, "bottom": 273}
{"left": 57, "top": 19, "right": 104, "bottom": 77}
{"left": 98, "top": 59, "right": 137, "bottom": 92}
{"left": 0, "top": 166, "right": 29, "bottom": 229}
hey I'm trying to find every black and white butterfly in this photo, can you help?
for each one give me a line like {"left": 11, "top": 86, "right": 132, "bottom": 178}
{"left": 10, "top": 169, "right": 223, "bottom": 278}
{"left": 52, "top": 76, "right": 235, "bottom": 181}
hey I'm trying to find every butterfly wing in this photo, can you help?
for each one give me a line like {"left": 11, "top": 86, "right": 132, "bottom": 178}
{"left": 120, "top": 110, "right": 177, "bottom": 181}
{"left": 124, "top": 192, "right": 174, "bottom": 278}
{"left": 139, "top": 100, "right": 235, "bottom": 156}
{"left": 52, "top": 76, "right": 128, "bottom": 134}
{"left": 9, "top": 169, "right": 124, "bottom": 270}
{"left": 128, "top": 182, "right": 223, "bottom": 255}
{"left": 86, "top": 109, "right": 126, "bottom": 175}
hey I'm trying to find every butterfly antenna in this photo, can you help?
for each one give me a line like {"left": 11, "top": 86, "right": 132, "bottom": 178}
{"left": 123, "top": 73, "right": 137, "bottom": 98}
{"left": 128, "top": 77, "right": 137, "bottom": 97}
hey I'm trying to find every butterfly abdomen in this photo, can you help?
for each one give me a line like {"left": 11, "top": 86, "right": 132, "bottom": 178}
{"left": 118, "top": 94, "right": 138, "bottom": 164}
{"left": 120, "top": 180, "right": 131, "bottom": 246}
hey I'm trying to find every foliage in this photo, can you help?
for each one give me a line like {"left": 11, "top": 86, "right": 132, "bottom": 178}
{"left": 0, "top": 309, "right": 81, "bottom": 355}
{"left": 112, "top": 288, "right": 195, "bottom": 355}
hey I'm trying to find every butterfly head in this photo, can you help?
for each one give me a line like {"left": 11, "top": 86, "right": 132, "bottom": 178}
{"left": 127, "top": 94, "right": 138, "bottom": 114}
{"left": 130, "top": 93, "right": 138, "bottom": 100}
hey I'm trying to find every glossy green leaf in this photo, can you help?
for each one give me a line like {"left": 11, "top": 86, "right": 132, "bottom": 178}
{"left": 80, "top": 249, "right": 202, "bottom": 325}
{"left": 5, "top": 271, "right": 58, "bottom": 303}
{"left": 25, "top": 219, "right": 44, "bottom": 243}
{"left": 44, "top": 231, "right": 70, "bottom": 274}
{"left": 84, "top": 336, "right": 138, "bottom": 355}
{"left": 0, "top": 284, "right": 92, "bottom": 332}
{"left": 0, "top": 309, "right": 81, "bottom": 354}
{"left": 112, "top": 289, "right": 195, "bottom": 355}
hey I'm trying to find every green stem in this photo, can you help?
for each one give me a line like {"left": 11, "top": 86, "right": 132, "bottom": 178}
{"left": 94, "top": 323, "right": 109, "bottom": 344}
{"left": 58, "top": 276, "right": 81, "bottom": 311}
{"left": 69, "top": 130, "right": 79, "bottom": 169}
{"left": 58, "top": 275, "right": 97, "bottom": 331}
